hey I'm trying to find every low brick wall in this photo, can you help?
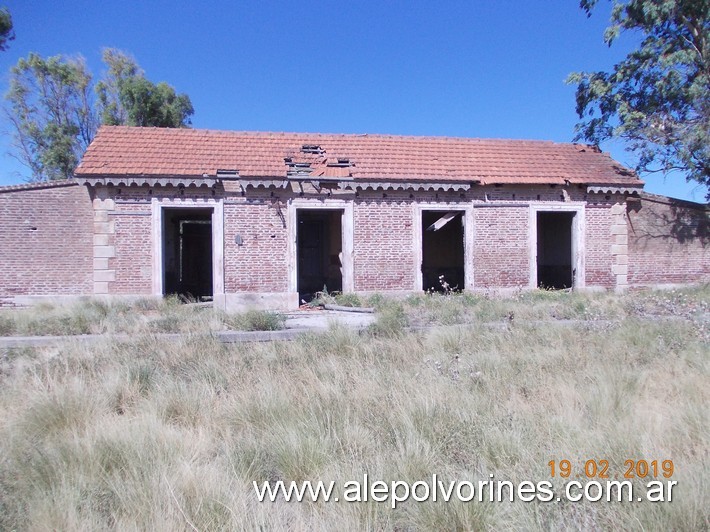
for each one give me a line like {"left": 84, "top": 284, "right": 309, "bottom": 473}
{"left": 627, "top": 193, "right": 709, "bottom": 287}
{"left": 0, "top": 181, "right": 94, "bottom": 305}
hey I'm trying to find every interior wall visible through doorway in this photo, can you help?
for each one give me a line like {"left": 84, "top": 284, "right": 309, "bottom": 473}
{"left": 296, "top": 209, "right": 344, "bottom": 302}
{"left": 161, "top": 207, "right": 214, "bottom": 300}
{"left": 421, "top": 210, "right": 465, "bottom": 291}
{"left": 536, "top": 211, "right": 575, "bottom": 289}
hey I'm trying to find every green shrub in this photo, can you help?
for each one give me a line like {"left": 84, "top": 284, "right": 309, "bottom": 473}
{"left": 368, "top": 303, "right": 408, "bottom": 337}
{"left": 225, "top": 310, "right": 286, "bottom": 331}
{"left": 364, "top": 292, "right": 386, "bottom": 309}
{"left": 334, "top": 292, "right": 362, "bottom": 307}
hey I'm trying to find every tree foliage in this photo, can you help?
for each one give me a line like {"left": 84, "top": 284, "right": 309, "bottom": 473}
{"left": 0, "top": 7, "right": 13, "bottom": 51}
{"left": 96, "top": 48, "right": 193, "bottom": 128}
{"left": 5, "top": 48, "right": 194, "bottom": 181}
{"left": 568, "top": 0, "right": 710, "bottom": 196}
{"left": 94, "top": 48, "right": 139, "bottom": 126}
{"left": 5, "top": 53, "right": 97, "bottom": 181}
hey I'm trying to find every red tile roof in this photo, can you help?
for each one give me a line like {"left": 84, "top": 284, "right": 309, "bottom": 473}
{"left": 75, "top": 126, "right": 643, "bottom": 186}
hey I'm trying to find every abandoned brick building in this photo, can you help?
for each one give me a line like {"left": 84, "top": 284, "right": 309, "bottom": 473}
{"left": 1, "top": 126, "right": 708, "bottom": 309}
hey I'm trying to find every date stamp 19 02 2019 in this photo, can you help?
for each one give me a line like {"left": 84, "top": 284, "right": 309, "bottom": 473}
{"left": 548, "top": 459, "right": 674, "bottom": 480}
{"left": 547, "top": 459, "right": 677, "bottom": 502}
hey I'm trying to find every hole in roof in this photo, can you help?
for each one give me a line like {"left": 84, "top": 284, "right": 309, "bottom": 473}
{"left": 301, "top": 144, "right": 325, "bottom": 154}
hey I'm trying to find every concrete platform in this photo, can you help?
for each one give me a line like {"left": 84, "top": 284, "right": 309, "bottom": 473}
{"left": 0, "top": 308, "right": 377, "bottom": 349}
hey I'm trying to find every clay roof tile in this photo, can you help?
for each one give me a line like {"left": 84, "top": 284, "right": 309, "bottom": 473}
{"left": 74, "top": 126, "right": 642, "bottom": 186}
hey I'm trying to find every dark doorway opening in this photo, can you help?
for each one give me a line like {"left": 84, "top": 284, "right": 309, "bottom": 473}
{"left": 422, "top": 210, "right": 465, "bottom": 292}
{"left": 537, "top": 211, "right": 575, "bottom": 289}
{"left": 297, "top": 210, "right": 343, "bottom": 302}
{"left": 162, "top": 208, "right": 213, "bottom": 300}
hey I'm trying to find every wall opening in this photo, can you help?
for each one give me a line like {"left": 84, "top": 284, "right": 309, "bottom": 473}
{"left": 421, "top": 210, "right": 465, "bottom": 292}
{"left": 162, "top": 208, "right": 213, "bottom": 300}
{"left": 536, "top": 211, "right": 575, "bottom": 289}
{"left": 297, "top": 209, "right": 343, "bottom": 302}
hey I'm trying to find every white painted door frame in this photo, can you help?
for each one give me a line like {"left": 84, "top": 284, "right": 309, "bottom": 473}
{"left": 528, "top": 203, "right": 586, "bottom": 289}
{"left": 151, "top": 198, "right": 225, "bottom": 298}
{"left": 286, "top": 199, "right": 354, "bottom": 296}
{"left": 413, "top": 204, "right": 475, "bottom": 291}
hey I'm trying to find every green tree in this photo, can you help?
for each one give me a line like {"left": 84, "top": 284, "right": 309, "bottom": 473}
{"left": 94, "top": 48, "right": 140, "bottom": 125}
{"left": 96, "top": 48, "right": 193, "bottom": 128}
{"left": 568, "top": 0, "right": 710, "bottom": 197}
{"left": 5, "top": 53, "right": 97, "bottom": 181}
{"left": 5, "top": 48, "right": 194, "bottom": 181}
{"left": 0, "top": 7, "right": 13, "bottom": 51}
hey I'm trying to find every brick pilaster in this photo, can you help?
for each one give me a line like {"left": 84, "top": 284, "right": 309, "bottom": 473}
{"left": 92, "top": 189, "right": 116, "bottom": 294}
{"left": 610, "top": 201, "right": 629, "bottom": 292}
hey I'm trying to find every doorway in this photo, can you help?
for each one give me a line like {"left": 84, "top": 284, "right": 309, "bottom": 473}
{"left": 162, "top": 208, "right": 213, "bottom": 300}
{"left": 536, "top": 211, "right": 575, "bottom": 289}
{"left": 421, "top": 210, "right": 465, "bottom": 292}
{"left": 297, "top": 209, "right": 343, "bottom": 302}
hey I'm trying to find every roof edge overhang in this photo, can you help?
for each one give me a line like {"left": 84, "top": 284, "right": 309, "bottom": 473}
{"left": 240, "top": 176, "right": 480, "bottom": 192}
{"left": 347, "top": 180, "right": 475, "bottom": 192}
{"left": 587, "top": 185, "right": 644, "bottom": 195}
{"left": 75, "top": 175, "right": 219, "bottom": 188}
{"left": 74, "top": 174, "right": 644, "bottom": 195}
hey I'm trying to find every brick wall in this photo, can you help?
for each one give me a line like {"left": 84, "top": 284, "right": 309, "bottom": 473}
{"left": 111, "top": 202, "right": 153, "bottom": 294}
{"left": 585, "top": 202, "right": 616, "bottom": 289}
{"left": 0, "top": 182, "right": 93, "bottom": 304}
{"left": 224, "top": 194, "right": 289, "bottom": 293}
{"left": 627, "top": 194, "right": 709, "bottom": 286}
{"left": 473, "top": 205, "right": 530, "bottom": 288}
{"left": 11, "top": 182, "right": 705, "bottom": 307}
{"left": 353, "top": 192, "right": 416, "bottom": 291}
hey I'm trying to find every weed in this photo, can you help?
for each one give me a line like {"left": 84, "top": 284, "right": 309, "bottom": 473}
{"left": 368, "top": 303, "right": 408, "bottom": 337}
{"left": 364, "top": 292, "right": 386, "bottom": 309}
{"left": 334, "top": 292, "right": 362, "bottom": 307}
{"left": 0, "top": 313, "right": 16, "bottom": 336}
{"left": 225, "top": 310, "right": 286, "bottom": 331}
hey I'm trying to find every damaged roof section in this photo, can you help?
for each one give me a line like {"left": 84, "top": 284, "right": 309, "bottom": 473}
{"left": 284, "top": 145, "right": 355, "bottom": 179}
{"left": 75, "top": 126, "right": 644, "bottom": 188}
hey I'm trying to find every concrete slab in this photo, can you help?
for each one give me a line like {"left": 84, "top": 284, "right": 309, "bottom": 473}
{"left": 283, "top": 309, "right": 376, "bottom": 330}
{"left": 0, "top": 309, "right": 376, "bottom": 349}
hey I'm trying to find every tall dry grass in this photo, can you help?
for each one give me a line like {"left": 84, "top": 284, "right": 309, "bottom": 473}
{"left": 0, "top": 287, "right": 707, "bottom": 530}
{"left": 0, "top": 296, "right": 286, "bottom": 336}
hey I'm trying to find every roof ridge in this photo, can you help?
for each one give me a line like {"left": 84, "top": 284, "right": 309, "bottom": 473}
{"left": 96, "top": 125, "right": 596, "bottom": 148}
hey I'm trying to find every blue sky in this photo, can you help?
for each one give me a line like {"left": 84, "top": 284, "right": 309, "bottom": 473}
{"left": 0, "top": 0, "right": 706, "bottom": 201}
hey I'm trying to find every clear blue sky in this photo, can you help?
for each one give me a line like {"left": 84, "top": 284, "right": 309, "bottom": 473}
{"left": 0, "top": 0, "right": 706, "bottom": 202}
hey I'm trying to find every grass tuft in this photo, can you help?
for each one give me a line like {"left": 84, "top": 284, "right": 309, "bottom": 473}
{"left": 224, "top": 309, "right": 286, "bottom": 331}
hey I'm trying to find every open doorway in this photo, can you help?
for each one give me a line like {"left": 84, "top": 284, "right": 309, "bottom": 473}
{"left": 536, "top": 211, "right": 575, "bottom": 289}
{"left": 297, "top": 209, "right": 343, "bottom": 302}
{"left": 421, "top": 210, "right": 465, "bottom": 292}
{"left": 162, "top": 208, "right": 213, "bottom": 300}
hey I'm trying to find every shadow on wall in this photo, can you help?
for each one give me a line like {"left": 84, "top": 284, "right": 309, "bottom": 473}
{"left": 627, "top": 194, "right": 709, "bottom": 247}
